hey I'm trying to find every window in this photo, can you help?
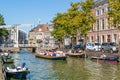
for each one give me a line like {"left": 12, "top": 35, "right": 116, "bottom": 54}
{"left": 96, "top": 10, "right": 99, "bottom": 16}
{"left": 107, "top": 18, "right": 110, "bottom": 29}
{"left": 101, "top": 8, "right": 104, "bottom": 15}
{"left": 102, "top": 19, "right": 104, "bottom": 30}
{"left": 97, "top": 19, "right": 99, "bottom": 31}
{"left": 91, "top": 36, "right": 93, "bottom": 41}
{"left": 107, "top": 35, "right": 111, "bottom": 42}
{"left": 97, "top": 36, "right": 99, "bottom": 42}
{"left": 107, "top": 7, "right": 110, "bottom": 12}
{"left": 102, "top": 35, "right": 105, "bottom": 42}
{"left": 114, "top": 34, "right": 117, "bottom": 42}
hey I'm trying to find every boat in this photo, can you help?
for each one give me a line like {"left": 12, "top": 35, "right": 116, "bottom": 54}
{"left": 90, "top": 56, "right": 119, "bottom": 64}
{"left": 3, "top": 63, "right": 30, "bottom": 79}
{"left": 1, "top": 55, "right": 14, "bottom": 63}
{"left": 68, "top": 49, "right": 88, "bottom": 58}
{"left": 35, "top": 53, "right": 67, "bottom": 60}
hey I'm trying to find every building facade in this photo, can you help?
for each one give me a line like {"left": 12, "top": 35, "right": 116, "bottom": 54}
{"left": 87, "top": 0, "right": 120, "bottom": 44}
{"left": 28, "top": 24, "right": 55, "bottom": 48}
{"left": 0, "top": 25, "right": 28, "bottom": 47}
{"left": 18, "top": 29, "right": 27, "bottom": 44}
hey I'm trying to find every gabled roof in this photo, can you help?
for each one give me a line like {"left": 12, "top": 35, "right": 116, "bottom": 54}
{"left": 29, "top": 24, "right": 50, "bottom": 32}
{"left": 93, "top": 0, "right": 108, "bottom": 8}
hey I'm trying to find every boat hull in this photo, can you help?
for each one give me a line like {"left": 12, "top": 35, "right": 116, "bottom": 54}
{"left": 6, "top": 70, "right": 30, "bottom": 79}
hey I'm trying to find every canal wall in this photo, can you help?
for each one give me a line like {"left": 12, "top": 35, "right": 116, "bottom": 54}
{"left": 0, "top": 55, "right": 5, "bottom": 80}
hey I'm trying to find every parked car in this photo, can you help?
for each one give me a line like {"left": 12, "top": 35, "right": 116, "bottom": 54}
{"left": 101, "top": 42, "right": 119, "bottom": 53}
{"left": 86, "top": 42, "right": 101, "bottom": 51}
{"left": 93, "top": 43, "right": 101, "bottom": 51}
{"left": 73, "top": 44, "right": 85, "bottom": 50}
{"left": 64, "top": 45, "right": 72, "bottom": 49}
{"left": 86, "top": 42, "right": 94, "bottom": 51}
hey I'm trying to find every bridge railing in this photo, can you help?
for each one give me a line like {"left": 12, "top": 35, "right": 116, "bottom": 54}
{"left": 0, "top": 44, "right": 57, "bottom": 49}
{"left": 18, "top": 44, "right": 39, "bottom": 47}
{"left": 18, "top": 44, "right": 48, "bottom": 47}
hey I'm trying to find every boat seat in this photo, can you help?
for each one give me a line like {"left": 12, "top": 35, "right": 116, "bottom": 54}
{"left": 52, "top": 53, "right": 57, "bottom": 56}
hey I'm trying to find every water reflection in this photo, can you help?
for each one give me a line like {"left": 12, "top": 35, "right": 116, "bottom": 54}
{"left": 11, "top": 50, "right": 120, "bottom": 80}
{"left": 85, "top": 59, "right": 120, "bottom": 80}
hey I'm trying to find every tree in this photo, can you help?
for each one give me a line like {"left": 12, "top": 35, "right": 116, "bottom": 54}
{"left": 0, "top": 14, "right": 5, "bottom": 25}
{"left": 79, "top": 0, "right": 95, "bottom": 40}
{"left": 0, "top": 14, "right": 8, "bottom": 43}
{"left": 0, "top": 27, "right": 8, "bottom": 37}
{"left": 51, "top": 13, "right": 70, "bottom": 48}
{"left": 108, "top": 0, "right": 120, "bottom": 29}
{"left": 52, "top": 0, "right": 96, "bottom": 48}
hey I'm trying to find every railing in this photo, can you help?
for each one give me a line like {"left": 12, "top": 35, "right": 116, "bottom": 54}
{"left": 18, "top": 44, "right": 49, "bottom": 48}
{"left": 0, "top": 43, "right": 58, "bottom": 49}
{"left": 18, "top": 44, "right": 38, "bottom": 47}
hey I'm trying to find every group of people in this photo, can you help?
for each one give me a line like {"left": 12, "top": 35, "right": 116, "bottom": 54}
{"left": 38, "top": 49, "right": 66, "bottom": 57}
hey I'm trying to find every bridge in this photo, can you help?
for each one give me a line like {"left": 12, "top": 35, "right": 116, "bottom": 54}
{"left": 0, "top": 44, "right": 50, "bottom": 53}
{"left": 19, "top": 44, "right": 39, "bottom": 53}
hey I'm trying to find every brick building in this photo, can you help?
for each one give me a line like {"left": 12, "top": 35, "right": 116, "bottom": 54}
{"left": 87, "top": 0, "right": 120, "bottom": 44}
{"left": 28, "top": 23, "right": 56, "bottom": 48}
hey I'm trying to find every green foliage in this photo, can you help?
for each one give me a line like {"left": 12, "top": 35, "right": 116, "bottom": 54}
{"left": 80, "top": 0, "right": 94, "bottom": 12}
{"left": 52, "top": 0, "right": 96, "bottom": 42}
{"left": 0, "top": 14, "right": 5, "bottom": 25}
{"left": 0, "top": 13, "right": 8, "bottom": 37}
{"left": 0, "top": 27, "right": 8, "bottom": 37}
{"left": 108, "top": 0, "right": 120, "bottom": 28}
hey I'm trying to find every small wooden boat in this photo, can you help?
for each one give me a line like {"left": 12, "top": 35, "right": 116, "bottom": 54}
{"left": 4, "top": 63, "right": 30, "bottom": 79}
{"left": 90, "top": 56, "right": 119, "bottom": 64}
{"left": 35, "top": 54, "right": 67, "bottom": 60}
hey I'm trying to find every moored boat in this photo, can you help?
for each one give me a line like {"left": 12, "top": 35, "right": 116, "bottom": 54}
{"left": 1, "top": 55, "right": 14, "bottom": 63}
{"left": 68, "top": 49, "right": 88, "bottom": 58}
{"left": 90, "top": 56, "right": 119, "bottom": 64}
{"left": 35, "top": 53, "right": 67, "bottom": 60}
{"left": 3, "top": 63, "right": 30, "bottom": 79}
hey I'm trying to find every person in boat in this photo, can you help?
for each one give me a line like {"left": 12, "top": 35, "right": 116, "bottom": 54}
{"left": 100, "top": 53, "right": 106, "bottom": 58}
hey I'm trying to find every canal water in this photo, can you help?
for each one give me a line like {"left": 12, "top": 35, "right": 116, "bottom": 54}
{"left": 11, "top": 50, "right": 120, "bottom": 80}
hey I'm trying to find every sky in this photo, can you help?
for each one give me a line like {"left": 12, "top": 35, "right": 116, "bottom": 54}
{"left": 0, "top": 0, "right": 81, "bottom": 33}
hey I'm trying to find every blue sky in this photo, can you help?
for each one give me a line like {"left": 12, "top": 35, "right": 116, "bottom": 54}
{"left": 0, "top": 0, "right": 81, "bottom": 33}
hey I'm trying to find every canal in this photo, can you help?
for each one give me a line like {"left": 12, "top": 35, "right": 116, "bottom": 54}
{"left": 11, "top": 50, "right": 120, "bottom": 80}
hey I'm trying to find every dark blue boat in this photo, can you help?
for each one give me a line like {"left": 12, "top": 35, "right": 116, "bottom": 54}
{"left": 4, "top": 63, "right": 30, "bottom": 80}
{"left": 91, "top": 56, "right": 119, "bottom": 64}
